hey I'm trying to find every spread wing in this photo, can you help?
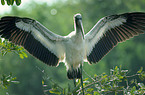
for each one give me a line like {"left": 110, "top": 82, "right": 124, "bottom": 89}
{"left": 85, "top": 12, "right": 145, "bottom": 64}
{"left": 0, "top": 16, "right": 66, "bottom": 66}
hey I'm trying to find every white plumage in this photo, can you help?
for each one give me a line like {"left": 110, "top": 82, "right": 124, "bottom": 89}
{"left": 0, "top": 12, "right": 145, "bottom": 79}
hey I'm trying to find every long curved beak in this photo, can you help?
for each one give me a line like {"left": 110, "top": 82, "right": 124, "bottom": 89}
{"left": 76, "top": 19, "right": 84, "bottom": 39}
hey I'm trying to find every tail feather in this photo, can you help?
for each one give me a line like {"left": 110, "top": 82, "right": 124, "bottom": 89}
{"left": 67, "top": 68, "right": 82, "bottom": 79}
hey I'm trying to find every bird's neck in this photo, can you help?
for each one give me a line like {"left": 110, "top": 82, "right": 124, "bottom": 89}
{"left": 72, "top": 30, "right": 84, "bottom": 44}
{"left": 76, "top": 28, "right": 84, "bottom": 39}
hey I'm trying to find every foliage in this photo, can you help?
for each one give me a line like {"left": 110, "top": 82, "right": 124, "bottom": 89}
{"left": 0, "top": 73, "right": 19, "bottom": 89}
{"left": 1, "top": 0, "right": 21, "bottom": 6}
{"left": 43, "top": 66, "right": 145, "bottom": 95}
{"left": 0, "top": 38, "right": 27, "bottom": 59}
{"left": 0, "top": 39, "right": 26, "bottom": 93}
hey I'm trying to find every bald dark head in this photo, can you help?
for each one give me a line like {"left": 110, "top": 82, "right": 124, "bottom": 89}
{"left": 74, "top": 13, "right": 82, "bottom": 21}
{"left": 74, "top": 13, "right": 83, "bottom": 28}
{"left": 74, "top": 13, "right": 84, "bottom": 39}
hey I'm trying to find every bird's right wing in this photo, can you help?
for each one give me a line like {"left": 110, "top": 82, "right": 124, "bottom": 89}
{"left": 0, "top": 16, "right": 66, "bottom": 66}
{"left": 85, "top": 12, "right": 145, "bottom": 64}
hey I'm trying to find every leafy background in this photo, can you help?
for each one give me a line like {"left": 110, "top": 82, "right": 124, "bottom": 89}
{"left": 0, "top": 0, "right": 145, "bottom": 94}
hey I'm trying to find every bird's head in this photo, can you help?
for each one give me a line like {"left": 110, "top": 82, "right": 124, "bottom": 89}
{"left": 74, "top": 13, "right": 84, "bottom": 39}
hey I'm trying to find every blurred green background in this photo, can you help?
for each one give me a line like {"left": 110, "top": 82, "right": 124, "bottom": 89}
{"left": 0, "top": 0, "right": 145, "bottom": 95}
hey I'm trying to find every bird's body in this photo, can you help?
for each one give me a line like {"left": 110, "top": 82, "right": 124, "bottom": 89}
{"left": 64, "top": 31, "right": 86, "bottom": 78}
{"left": 0, "top": 12, "right": 145, "bottom": 79}
{"left": 65, "top": 35, "right": 85, "bottom": 69}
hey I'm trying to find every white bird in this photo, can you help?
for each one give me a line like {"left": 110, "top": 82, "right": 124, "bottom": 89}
{"left": 0, "top": 12, "right": 145, "bottom": 80}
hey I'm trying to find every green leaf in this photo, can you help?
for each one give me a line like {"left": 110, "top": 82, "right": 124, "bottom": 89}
{"left": 16, "top": 0, "right": 21, "bottom": 6}
{"left": 6, "top": 0, "right": 11, "bottom": 5}
{"left": 49, "top": 90, "right": 55, "bottom": 94}
{"left": 87, "top": 88, "right": 94, "bottom": 92}
{"left": 94, "top": 74, "right": 97, "bottom": 78}
{"left": 83, "top": 78, "right": 89, "bottom": 81}
{"left": 19, "top": 54, "right": 24, "bottom": 59}
{"left": 137, "top": 67, "right": 143, "bottom": 74}
{"left": 130, "top": 86, "right": 136, "bottom": 94}
{"left": 42, "top": 80, "right": 44, "bottom": 85}
{"left": 117, "top": 75, "right": 123, "bottom": 79}
{"left": 49, "top": 89, "right": 61, "bottom": 94}
{"left": 113, "top": 66, "right": 119, "bottom": 75}
{"left": 1, "top": 0, "right": 5, "bottom": 5}
{"left": 115, "top": 66, "right": 118, "bottom": 71}
{"left": 140, "top": 72, "right": 145, "bottom": 80}
{"left": 94, "top": 91, "right": 100, "bottom": 95}
{"left": 23, "top": 52, "right": 28, "bottom": 58}
{"left": 130, "top": 79, "right": 135, "bottom": 84}
{"left": 10, "top": 0, "right": 14, "bottom": 5}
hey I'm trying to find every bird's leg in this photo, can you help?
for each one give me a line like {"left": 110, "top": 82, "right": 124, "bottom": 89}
{"left": 71, "top": 66, "right": 76, "bottom": 87}
{"left": 73, "top": 78, "right": 76, "bottom": 87}
{"left": 80, "top": 63, "right": 84, "bottom": 95}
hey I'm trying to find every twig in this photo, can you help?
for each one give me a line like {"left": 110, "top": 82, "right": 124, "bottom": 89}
{"left": 83, "top": 69, "right": 95, "bottom": 81}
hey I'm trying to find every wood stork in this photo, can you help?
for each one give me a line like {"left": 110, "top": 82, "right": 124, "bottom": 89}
{"left": 0, "top": 12, "right": 145, "bottom": 81}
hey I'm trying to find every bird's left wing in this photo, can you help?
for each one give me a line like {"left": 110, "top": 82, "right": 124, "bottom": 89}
{"left": 0, "top": 16, "right": 66, "bottom": 66}
{"left": 85, "top": 12, "right": 145, "bottom": 64}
